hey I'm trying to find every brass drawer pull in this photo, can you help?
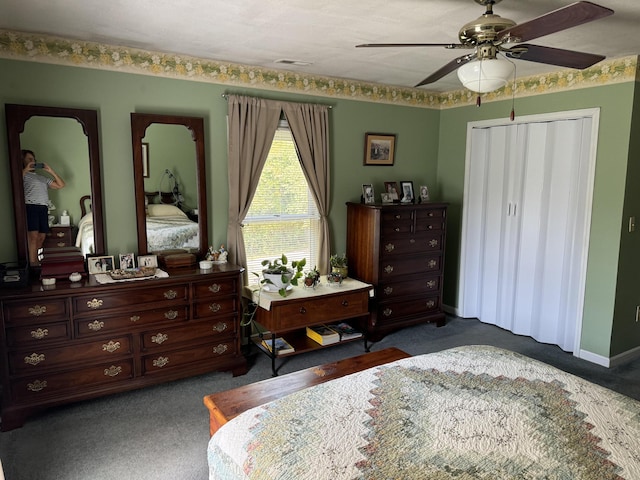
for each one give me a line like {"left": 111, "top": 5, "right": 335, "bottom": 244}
{"left": 152, "top": 333, "right": 168, "bottom": 344}
{"left": 164, "top": 310, "right": 178, "bottom": 320}
{"left": 102, "top": 340, "right": 121, "bottom": 353}
{"left": 384, "top": 265, "right": 394, "bottom": 274}
{"left": 429, "top": 239, "right": 439, "bottom": 248}
{"left": 426, "top": 280, "right": 436, "bottom": 289}
{"left": 384, "top": 243, "right": 395, "bottom": 253}
{"left": 104, "top": 365, "right": 122, "bottom": 377}
{"left": 426, "top": 300, "right": 436, "bottom": 308}
{"left": 130, "top": 315, "right": 140, "bottom": 322}
{"left": 24, "top": 353, "right": 45, "bottom": 366}
{"left": 428, "top": 225, "right": 433, "bottom": 230}
{"left": 394, "top": 227, "right": 400, "bottom": 232}
{"left": 410, "top": 238, "right": 416, "bottom": 244}
{"left": 209, "top": 303, "right": 221, "bottom": 313}
{"left": 28, "top": 305, "right": 47, "bottom": 316}
{"left": 153, "top": 356, "right": 169, "bottom": 368}
{"left": 299, "top": 306, "right": 307, "bottom": 314}
{"left": 394, "top": 214, "right": 401, "bottom": 219}
{"left": 428, "top": 212, "right": 434, "bottom": 217}
{"left": 213, "top": 322, "right": 228, "bottom": 333}
{"left": 164, "top": 289, "right": 178, "bottom": 300}
{"left": 383, "top": 286, "right": 393, "bottom": 295}
{"left": 88, "top": 320, "right": 105, "bottom": 331}
{"left": 31, "top": 328, "right": 49, "bottom": 340}
{"left": 208, "top": 283, "right": 221, "bottom": 293}
{"left": 56, "top": 231, "right": 65, "bottom": 238}
{"left": 428, "top": 260, "right": 437, "bottom": 268}
{"left": 341, "top": 300, "right": 349, "bottom": 307}
{"left": 383, "top": 308, "right": 393, "bottom": 317}
{"left": 212, "top": 344, "right": 228, "bottom": 355}
{"left": 56, "top": 242, "right": 66, "bottom": 247}
{"left": 87, "top": 298, "right": 103, "bottom": 309}
{"left": 27, "top": 380, "right": 47, "bottom": 392}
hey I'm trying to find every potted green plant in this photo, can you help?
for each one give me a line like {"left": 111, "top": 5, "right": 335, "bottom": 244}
{"left": 330, "top": 253, "right": 348, "bottom": 278}
{"left": 304, "top": 266, "right": 321, "bottom": 288}
{"left": 258, "top": 254, "right": 306, "bottom": 297}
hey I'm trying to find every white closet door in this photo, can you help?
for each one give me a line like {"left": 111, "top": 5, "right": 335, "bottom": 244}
{"left": 460, "top": 114, "right": 596, "bottom": 353}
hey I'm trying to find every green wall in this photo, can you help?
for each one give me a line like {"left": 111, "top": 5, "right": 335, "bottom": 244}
{"left": 437, "top": 83, "right": 637, "bottom": 358}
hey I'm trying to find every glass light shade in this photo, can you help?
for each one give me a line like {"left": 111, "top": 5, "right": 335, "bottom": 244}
{"left": 457, "top": 58, "right": 514, "bottom": 93}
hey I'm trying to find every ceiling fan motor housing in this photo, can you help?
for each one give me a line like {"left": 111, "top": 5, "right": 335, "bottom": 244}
{"left": 459, "top": 13, "right": 516, "bottom": 45}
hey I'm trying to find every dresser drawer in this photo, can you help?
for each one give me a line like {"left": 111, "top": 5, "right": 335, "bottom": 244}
{"left": 73, "top": 284, "right": 189, "bottom": 314}
{"left": 3, "top": 299, "right": 68, "bottom": 324}
{"left": 193, "top": 277, "right": 238, "bottom": 299}
{"left": 75, "top": 306, "right": 189, "bottom": 337}
{"left": 193, "top": 297, "right": 238, "bottom": 319}
{"left": 5, "top": 322, "right": 71, "bottom": 346}
{"left": 10, "top": 360, "right": 134, "bottom": 402}
{"left": 377, "top": 276, "right": 440, "bottom": 300}
{"left": 264, "top": 290, "right": 369, "bottom": 331}
{"left": 140, "top": 318, "right": 236, "bottom": 351}
{"left": 9, "top": 335, "right": 132, "bottom": 374}
{"left": 142, "top": 339, "right": 238, "bottom": 375}
{"left": 374, "top": 295, "right": 441, "bottom": 327}
{"left": 380, "top": 233, "right": 443, "bottom": 257}
{"left": 44, "top": 226, "right": 74, "bottom": 248}
{"left": 378, "top": 254, "right": 442, "bottom": 280}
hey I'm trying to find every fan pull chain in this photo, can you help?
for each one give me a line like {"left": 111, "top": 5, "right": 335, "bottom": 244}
{"left": 476, "top": 56, "right": 483, "bottom": 107}
{"left": 509, "top": 58, "right": 517, "bottom": 121}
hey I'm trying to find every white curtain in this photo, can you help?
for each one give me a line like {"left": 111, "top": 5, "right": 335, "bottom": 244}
{"left": 460, "top": 115, "right": 595, "bottom": 352}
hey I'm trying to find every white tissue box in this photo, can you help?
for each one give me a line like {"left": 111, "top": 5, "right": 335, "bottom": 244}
{"left": 60, "top": 214, "right": 70, "bottom": 226}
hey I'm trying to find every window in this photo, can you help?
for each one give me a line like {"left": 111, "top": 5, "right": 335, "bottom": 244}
{"left": 244, "top": 121, "right": 320, "bottom": 285}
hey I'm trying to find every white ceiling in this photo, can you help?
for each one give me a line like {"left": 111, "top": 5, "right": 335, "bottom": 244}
{"left": 2, "top": 0, "right": 639, "bottom": 92}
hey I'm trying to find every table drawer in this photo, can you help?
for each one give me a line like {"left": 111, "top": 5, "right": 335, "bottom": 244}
{"left": 266, "top": 290, "right": 369, "bottom": 330}
{"left": 9, "top": 335, "right": 132, "bottom": 374}
{"left": 193, "top": 278, "right": 238, "bottom": 299}
{"left": 193, "top": 297, "right": 238, "bottom": 319}
{"left": 142, "top": 339, "right": 238, "bottom": 374}
{"left": 10, "top": 360, "right": 134, "bottom": 402}
{"left": 75, "top": 306, "right": 189, "bottom": 337}
{"left": 73, "top": 284, "right": 189, "bottom": 314}
{"left": 5, "top": 321, "right": 71, "bottom": 346}
{"left": 140, "top": 318, "right": 235, "bottom": 351}
{"left": 3, "top": 298, "right": 68, "bottom": 324}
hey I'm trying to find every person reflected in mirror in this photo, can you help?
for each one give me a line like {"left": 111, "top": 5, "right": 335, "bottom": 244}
{"left": 22, "top": 149, "right": 66, "bottom": 266}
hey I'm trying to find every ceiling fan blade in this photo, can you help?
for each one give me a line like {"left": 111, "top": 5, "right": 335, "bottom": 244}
{"left": 504, "top": 44, "right": 605, "bottom": 69}
{"left": 356, "top": 43, "right": 465, "bottom": 49}
{"left": 498, "top": 1, "right": 614, "bottom": 44}
{"left": 415, "top": 53, "right": 476, "bottom": 87}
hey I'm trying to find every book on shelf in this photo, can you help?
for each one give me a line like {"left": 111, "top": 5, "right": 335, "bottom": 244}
{"left": 306, "top": 324, "right": 340, "bottom": 345}
{"left": 327, "top": 322, "right": 363, "bottom": 341}
{"left": 261, "top": 337, "right": 295, "bottom": 355}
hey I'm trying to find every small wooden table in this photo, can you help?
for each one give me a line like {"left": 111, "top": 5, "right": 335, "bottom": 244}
{"left": 203, "top": 347, "right": 410, "bottom": 436}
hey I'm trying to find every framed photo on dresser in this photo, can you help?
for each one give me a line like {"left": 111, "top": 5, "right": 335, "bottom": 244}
{"left": 87, "top": 255, "right": 114, "bottom": 274}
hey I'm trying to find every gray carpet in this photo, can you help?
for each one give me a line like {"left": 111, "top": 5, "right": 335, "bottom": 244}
{"left": 1, "top": 315, "right": 639, "bottom": 480}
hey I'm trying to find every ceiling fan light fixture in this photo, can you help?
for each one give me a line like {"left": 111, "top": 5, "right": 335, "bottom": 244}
{"left": 457, "top": 57, "right": 514, "bottom": 93}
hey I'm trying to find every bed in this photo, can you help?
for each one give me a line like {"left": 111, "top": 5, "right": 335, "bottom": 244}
{"left": 75, "top": 200, "right": 199, "bottom": 255}
{"left": 207, "top": 345, "right": 640, "bottom": 479}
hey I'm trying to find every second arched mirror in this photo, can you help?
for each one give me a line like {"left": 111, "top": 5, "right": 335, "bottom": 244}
{"left": 130, "top": 113, "right": 208, "bottom": 258}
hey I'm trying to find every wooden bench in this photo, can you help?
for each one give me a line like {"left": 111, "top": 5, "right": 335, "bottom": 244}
{"left": 203, "top": 347, "right": 411, "bottom": 436}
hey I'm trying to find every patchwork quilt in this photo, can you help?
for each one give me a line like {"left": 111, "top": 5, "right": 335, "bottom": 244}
{"left": 208, "top": 345, "right": 640, "bottom": 479}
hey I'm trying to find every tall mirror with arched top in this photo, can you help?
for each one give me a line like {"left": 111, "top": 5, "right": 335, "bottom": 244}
{"left": 130, "top": 113, "right": 208, "bottom": 258}
{"left": 6, "top": 104, "right": 105, "bottom": 266}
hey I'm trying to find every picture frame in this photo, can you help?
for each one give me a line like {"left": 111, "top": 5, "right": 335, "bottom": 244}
{"left": 87, "top": 255, "right": 114, "bottom": 274}
{"left": 381, "top": 192, "right": 393, "bottom": 204}
{"left": 142, "top": 142, "right": 150, "bottom": 178}
{"left": 364, "top": 133, "right": 396, "bottom": 166}
{"left": 119, "top": 253, "right": 135, "bottom": 269}
{"left": 419, "top": 185, "right": 430, "bottom": 203}
{"left": 362, "top": 184, "right": 375, "bottom": 204}
{"left": 137, "top": 254, "right": 158, "bottom": 268}
{"left": 400, "top": 181, "right": 415, "bottom": 204}
{"left": 384, "top": 181, "right": 400, "bottom": 202}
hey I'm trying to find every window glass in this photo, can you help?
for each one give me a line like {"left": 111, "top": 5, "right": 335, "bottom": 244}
{"left": 244, "top": 123, "right": 319, "bottom": 284}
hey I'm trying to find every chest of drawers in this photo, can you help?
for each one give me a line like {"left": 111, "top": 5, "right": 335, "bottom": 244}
{"left": 346, "top": 202, "right": 448, "bottom": 341}
{"left": 0, "top": 264, "right": 247, "bottom": 431}
{"left": 44, "top": 225, "right": 75, "bottom": 249}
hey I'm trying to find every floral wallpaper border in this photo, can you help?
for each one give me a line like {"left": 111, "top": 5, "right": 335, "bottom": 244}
{"left": 0, "top": 29, "right": 638, "bottom": 109}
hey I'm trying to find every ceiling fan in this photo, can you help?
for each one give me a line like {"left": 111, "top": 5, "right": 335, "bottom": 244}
{"left": 356, "top": 0, "right": 614, "bottom": 92}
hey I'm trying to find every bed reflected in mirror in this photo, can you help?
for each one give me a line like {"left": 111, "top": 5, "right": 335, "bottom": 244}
{"left": 130, "top": 113, "right": 208, "bottom": 258}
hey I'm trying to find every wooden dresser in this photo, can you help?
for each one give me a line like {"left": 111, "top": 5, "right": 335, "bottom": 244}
{"left": 0, "top": 264, "right": 247, "bottom": 431}
{"left": 346, "top": 202, "right": 448, "bottom": 341}
{"left": 44, "top": 225, "right": 76, "bottom": 249}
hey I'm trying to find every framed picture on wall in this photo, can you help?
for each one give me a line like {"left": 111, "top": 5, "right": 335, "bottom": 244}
{"left": 400, "top": 181, "right": 414, "bottom": 204}
{"left": 364, "top": 133, "right": 396, "bottom": 166}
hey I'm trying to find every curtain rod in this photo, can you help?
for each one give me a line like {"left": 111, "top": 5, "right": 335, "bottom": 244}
{"left": 221, "top": 93, "right": 332, "bottom": 109}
